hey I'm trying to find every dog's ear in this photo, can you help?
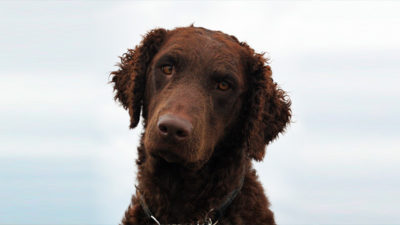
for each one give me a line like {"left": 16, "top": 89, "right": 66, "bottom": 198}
{"left": 243, "top": 49, "right": 291, "bottom": 161}
{"left": 110, "top": 28, "right": 167, "bottom": 128}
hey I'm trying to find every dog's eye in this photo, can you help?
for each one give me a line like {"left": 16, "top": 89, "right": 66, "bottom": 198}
{"left": 161, "top": 65, "right": 174, "bottom": 75}
{"left": 217, "top": 81, "right": 231, "bottom": 91}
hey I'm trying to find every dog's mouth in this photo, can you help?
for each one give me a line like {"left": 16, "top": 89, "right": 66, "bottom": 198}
{"left": 150, "top": 149, "right": 184, "bottom": 164}
{"left": 150, "top": 150, "right": 208, "bottom": 172}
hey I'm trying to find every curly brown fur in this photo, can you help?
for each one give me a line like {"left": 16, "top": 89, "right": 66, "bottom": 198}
{"left": 110, "top": 26, "right": 291, "bottom": 225}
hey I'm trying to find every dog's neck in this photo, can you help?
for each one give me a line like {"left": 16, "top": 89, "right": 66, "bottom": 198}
{"left": 136, "top": 141, "right": 248, "bottom": 223}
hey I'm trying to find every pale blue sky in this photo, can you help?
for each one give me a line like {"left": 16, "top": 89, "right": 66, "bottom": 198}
{"left": 1, "top": 1, "right": 399, "bottom": 224}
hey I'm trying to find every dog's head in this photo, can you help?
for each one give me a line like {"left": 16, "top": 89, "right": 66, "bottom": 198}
{"left": 111, "top": 26, "right": 291, "bottom": 169}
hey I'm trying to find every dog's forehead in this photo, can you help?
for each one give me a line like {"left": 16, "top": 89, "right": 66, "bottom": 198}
{"left": 162, "top": 28, "right": 243, "bottom": 63}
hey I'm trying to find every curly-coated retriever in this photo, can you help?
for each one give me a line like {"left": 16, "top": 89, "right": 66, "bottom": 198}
{"left": 111, "top": 26, "right": 291, "bottom": 225}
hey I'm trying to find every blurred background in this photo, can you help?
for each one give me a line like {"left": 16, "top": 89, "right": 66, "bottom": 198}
{"left": 1, "top": 1, "right": 399, "bottom": 224}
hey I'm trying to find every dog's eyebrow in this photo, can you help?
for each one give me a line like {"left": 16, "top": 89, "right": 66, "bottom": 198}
{"left": 154, "top": 48, "right": 186, "bottom": 66}
{"left": 212, "top": 66, "right": 236, "bottom": 76}
{"left": 212, "top": 61, "right": 240, "bottom": 76}
{"left": 158, "top": 45, "right": 185, "bottom": 57}
{"left": 211, "top": 67, "right": 239, "bottom": 84}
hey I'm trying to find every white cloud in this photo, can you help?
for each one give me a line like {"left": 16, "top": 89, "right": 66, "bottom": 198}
{"left": 1, "top": 1, "right": 400, "bottom": 224}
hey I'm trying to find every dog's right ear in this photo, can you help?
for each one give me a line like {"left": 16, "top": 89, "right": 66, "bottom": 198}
{"left": 110, "top": 28, "right": 167, "bottom": 128}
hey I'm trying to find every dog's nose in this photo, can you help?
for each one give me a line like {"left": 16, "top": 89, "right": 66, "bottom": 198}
{"left": 157, "top": 114, "right": 192, "bottom": 142}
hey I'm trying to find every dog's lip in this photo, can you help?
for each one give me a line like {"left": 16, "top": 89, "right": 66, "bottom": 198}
{"left": 151, "top": 150, "right": 182, "bottom": 163}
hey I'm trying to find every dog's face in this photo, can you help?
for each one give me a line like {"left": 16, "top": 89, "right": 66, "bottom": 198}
{"left": 143, "top": 29, "right": 247, "bottom": 166}
{"left": 111, "top": 26, "right": 291, "bottom": 169}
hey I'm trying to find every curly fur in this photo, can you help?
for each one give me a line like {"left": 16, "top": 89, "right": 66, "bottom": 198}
{"left": 110, "top": 26, "right": 291, "bottom": 225}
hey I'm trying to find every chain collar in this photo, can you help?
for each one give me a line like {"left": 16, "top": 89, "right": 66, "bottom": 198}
{"left": 136, "top": 172, "right": 245, "bottom": 225}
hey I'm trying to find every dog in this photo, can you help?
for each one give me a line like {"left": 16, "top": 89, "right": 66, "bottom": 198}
{"left": 110, "top": 26, "right": 291, "bottom": 225}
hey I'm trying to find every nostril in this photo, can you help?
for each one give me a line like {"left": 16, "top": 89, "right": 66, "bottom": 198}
{"left": 176, "top": 129, "right": 188, "bottom": 138}
{"left": 159, "top": 124, "right": 168, "bottom": 134}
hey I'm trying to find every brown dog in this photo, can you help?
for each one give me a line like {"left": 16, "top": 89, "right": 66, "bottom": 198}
{"left": 111, "top": 26, "right": 291, "bottom": 225}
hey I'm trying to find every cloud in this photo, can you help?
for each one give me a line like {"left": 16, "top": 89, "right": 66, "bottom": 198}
{"left": 1, "top": 1, "right": 400, "bottom": 224}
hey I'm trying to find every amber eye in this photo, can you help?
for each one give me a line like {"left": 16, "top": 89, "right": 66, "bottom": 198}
{"left": 217, "top": 81, "right": 230, "bottom": 91}
{"left": 161, "top": 64, "right": 174, "bottom": 75}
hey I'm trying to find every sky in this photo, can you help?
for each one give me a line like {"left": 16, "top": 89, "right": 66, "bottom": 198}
{"left": 0, "top": 1, "right": 399, "bottom": 224}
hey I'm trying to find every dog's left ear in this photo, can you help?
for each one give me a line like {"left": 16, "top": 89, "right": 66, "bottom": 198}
{"left": 243, "top": 50, "right": 291, "bottom": 161}
{"left": 110, "top": 28, "right": 167, "bottom": 128}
